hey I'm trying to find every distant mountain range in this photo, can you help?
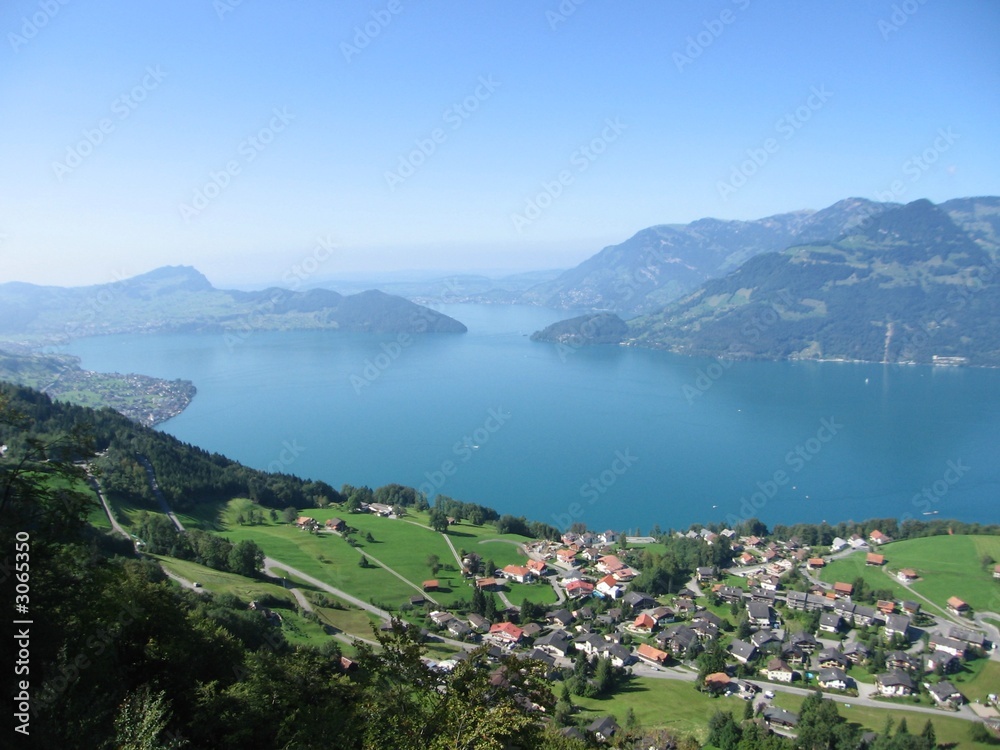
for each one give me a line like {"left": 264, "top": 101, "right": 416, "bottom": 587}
{"left": 532, "top": 197, "right": 1000, "bottom": 367}
{"left": 0, "top": 265, "right": 467, "bottom": 342}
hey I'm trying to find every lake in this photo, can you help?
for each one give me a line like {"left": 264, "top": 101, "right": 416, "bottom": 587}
{"left": 67, "top": 304, "right": 1000, "bottom": 533}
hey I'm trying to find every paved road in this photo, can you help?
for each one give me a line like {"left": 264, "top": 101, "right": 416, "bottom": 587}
{"left": 137, "top": 454, "right": 185, "bottom": 533}
{"left": 88, "top": 475, "right": 131, "bottom": 542}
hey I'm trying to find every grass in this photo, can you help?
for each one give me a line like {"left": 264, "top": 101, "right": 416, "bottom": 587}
{"left": 957, "top": 659, "right": 1000, "bottom": 703}
{"left": 771, "top": 691, "right": 995, "bottom": 749}
{"left": 818, "top": 554, "right": 910, "bottom": 601}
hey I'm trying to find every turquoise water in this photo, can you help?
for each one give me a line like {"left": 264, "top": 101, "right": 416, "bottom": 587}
{"left": 66, "top": 304, "right": 1000, "bottom": 533}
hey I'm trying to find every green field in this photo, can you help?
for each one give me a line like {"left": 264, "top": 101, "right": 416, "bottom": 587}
{"left": 820, "top": 535, "right": 1000, "bottom": 615}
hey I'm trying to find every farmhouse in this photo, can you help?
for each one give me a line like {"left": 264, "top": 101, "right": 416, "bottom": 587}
{"left": 897, "top": 568, "right": 918, "bottom": 583}
{"left": 475, "top": 577, "right": 501, "bottom": 591}
{"left": 947, "top": 596, "right": 970, "bottom": 615}
{"left": 807, "top": 557, "right": 826, "bottom": 569}
{"left": 295, "top": 516, "right": 319, "bottom": 531}
{"left": 324, "top": 517, "right": 345, "bottom": 531}
{"left": 869, "top": 530, "right": 891, "bottom": 545}
{"left": 833, "top": 581, "right": 854, "bottom": 599}
{"left": 866, "top": 552, "right": 885, "bottom": 566}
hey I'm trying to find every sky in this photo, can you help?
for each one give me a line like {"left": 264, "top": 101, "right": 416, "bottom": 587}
{"left": 1, "top": 0, "right": 998, "bottom": 288}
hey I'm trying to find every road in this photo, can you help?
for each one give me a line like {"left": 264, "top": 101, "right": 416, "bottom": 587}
{"left": 88, "top": 475, "right": 131, "bottom": 542}
{"left": 136, "top": 454, "right": 185, "bottom": 532}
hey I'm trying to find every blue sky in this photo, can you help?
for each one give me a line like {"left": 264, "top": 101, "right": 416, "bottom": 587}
{"left": 1, "top": 0, "right": 998, "bottom": 287}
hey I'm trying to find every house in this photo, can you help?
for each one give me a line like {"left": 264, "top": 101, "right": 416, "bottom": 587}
{"left": 717, "top": 586, "right": 744, "bottom": 604}
{"left": 368, "top": 502, "right": 393, "bottom": 516}
{"left": 587, "top": 716, "right": 619, "bottom": 743}
{"left": 555, "top": 549, "right": 578, "bottom": 566}
{"left": 429, "top": 610, "right": 455, "bottom": 627}
{"left": 697, "top": 566, "right": 717, "bottom": 582}
{"left": 598, "top": 529, "right": 617, "bottom": 545}
{"left": 897, "top": 568, "right": 918, "bottom": 583}
{"left": 534, "top": 630, "right": 572, "bottom": 658}
{"left": 739, "top": 552, "right": 756, "bottom": 566}
{"left": 869, "top": 530, "right": 891, "bottom": 545}
{"left": 475, "top": 577, "right": 501, "bottom": 591}
{"left": 596, "top": 555, "right": 626, "bottom": 575}
{"left": 574, "top": 633, "right": 607, "bottom": 656}
{"left": 650, "top": 606, "right": 676, "bottom": 625}
{"left": 928, "top": 635, "right": 967, "bottom": 658}
{"left": 817, "top": 667, "right": 852, "bottom": 691}
{"left": 786, "top": 591, "right": 827, "bottom": 612}
{"left": 886, "top": 650, "right": 920, "bottom": 672}
{"left": 295, "top": 516, "right": 319, "bottom": 530}
{"left": 660, "top": 625, "right": 699, "bottom": 656}
{"left": 807, "top": 557, "right": 826, "bottom": 569}
{"left": 595, "top": 575, "right": 622, "bottom": 599}
{"left": 877, "top": 599, "right": 896, "bottom": 615}
{"left": 901, "top": 600, "right": 920, "bottom": 616}
{"left": 409, "top": 593, "right": 426, "bottom": 607}
{"left": 565, "top": 580, "right": 594, "bottom": 599}
{"left": 817, "top": 648, "right": 849, "bottom": 670}
{"left": 875, "top": 670, "right": 915, "bottom": 697}
{"left": 927, "top": 680, "right": 965, "bottom": 708}
{"left": 747, "top": 601, "right": 773, "bottom": 627}
{"left": 501, "top": 565, "right": 534, "bottom": 584}
{"left": 746, "top": 535, "right": 763, "bottom": 548}
{"left": 751, "top": 629, "right": 780, "bottom": 650}
{"left": 489, "top": 622, "right": 524, "bottom": 645}
{"left": 848, "top": 534, "right": 868, "bottom": 549}
{"left": 766, "top": 658, "right": 795, "bottom": 683}
{"left": 622, "top": 591, "right": 656, "bottom": 611}
{"left": 703, "top": 672, "right": 732, "bottom": 693}
{"left": 948, "top": 626, "right": 986, "bottom": 650}
{"left": 635, "top": 642, "right": 669, "bottom": 666}
{"left": 631, "top": 613, "right": 656, "bottom": 633}
{"left": 526, "top": 648, "right": 557, "bottom": 671}
{"left": 852, "top": 605, "right": 879, "bottom": 628}
{"left": 947, "top": 596, "right": 970, "bottom": 615}
{"left": 819, "top": 613, "right": 842, "bottom": 633}
{"left": 925, "top": 651, "right": 961, "bottom": 675}
{"left": 525, "top": 559, "right": 547, "bottom": 576}
{"left": 831, "top": 537, "right": 848, "bottom": 552}
{"left": 884, "top": 614, "right": 911, "bottom": 640}
{"left": 547, "top": 608, "right": 575, "bottom": 628}
{"left": 324, "top": 517, "right": 345, "bottom": 531}
{"left": 602, "top": 643, "right": 634, "bottom": 667}
{"left": 422, "top": 579, "right": 439, "bottom": 592}
{"left": 763, "top": 707, "right": 799, "bottom": 729}
{"left": 866, "top": 552, "right": 885, "bottom": 566}
{"left": 467, "top": 613, "right": 490, "bottom": 632}
{"left": 759, "top": 574, "right": 782, "bottom": 592}
{"left": 843, "top": 642, "right": 870, "bottom": 665}
{"left": 790, "top": 631, "right": 820, "bottom": 652}
{"left": 782, "top": 643, "right": 807, "bottom": 666}
{"left": 520, "top": 622, "right": 542, "bottom": 638}
{"left": 447, "top": 619, "right": 471, "bottom": 638}
{"left": 833, "top": 582, "right": 854, "bottom": 599}
{"left": 729, "top": 638, "right": 758, "bottom": 664}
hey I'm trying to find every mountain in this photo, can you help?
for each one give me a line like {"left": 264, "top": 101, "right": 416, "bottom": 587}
{"left": 518, "top": 198, "right": 896, "bottom": 314}
{"left": 530, "top": 312, "right": 629, "bottom": 346}
{"left": 0, "top": 265, "right": 467, "bottom": 341}
{"left": 624, "top": 198, "right": 1000, "bottom": 366}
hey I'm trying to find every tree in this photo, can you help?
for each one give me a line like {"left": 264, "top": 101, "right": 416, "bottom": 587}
{"left": 227, "top": 539, "right": 264, "bottom": 577}
{"left": 112, "top": 686, "right": 184, "bottom": 750}
{"left": 707, "top": 711, "right": 741, "bottom": 750}
{"left": 358, "top": 554, "right": 370, "bottom": 568}
{"left": 920, "top": 719, "right": 936, "bottom": 748}
{"left": 281, "top": 506, "right": 298, "bottom": 523}
{"left": 426, "top": 554, "right": 440, "bottom": 572}
{"left": 429, "top": 507, "right": 449, "bottom": 533}
{"left": 796, "top": 690, "right": 848, "bottom": 750}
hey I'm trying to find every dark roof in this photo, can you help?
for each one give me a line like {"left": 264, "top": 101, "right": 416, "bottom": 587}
{"left": 587, "top": 716, "right": 620, "bottom": 737}
{"left": 623, "top": 591, "right": 654, "bottom": 607}
{"left": 729, "top": 638, "right": 757, "bottom": 661}
{"left": 747, "top": 601, "right": 772, "bottom": 620}
{"left": 763, "top": 706, "right": 799, "bottom": 727}
{"left": 818, "top": 667, "right": 849, "bottom": 683}
{"left": 878, "top": 670, "right": 915, "bottom": 689}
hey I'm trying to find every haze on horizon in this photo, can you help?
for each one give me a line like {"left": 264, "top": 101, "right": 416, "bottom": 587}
{"left": 1, "top": 0, "right": 998, "bottom": 289}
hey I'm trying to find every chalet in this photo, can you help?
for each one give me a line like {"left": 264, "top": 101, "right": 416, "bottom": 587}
{"left": 611, "top": 567, "right": 636, "bottom": 583}
{"left": 763, "top": 549, "right": 779, "bottom": 564}
{"left": 650, "top": 606, "right": 676, "bottom": 625}
{"left": 526, "top": 648, "right": 557, "bottom": 671}
{"left": 747, "top": 601, "right": 773, "bottom": 627}
{"left": 928, "top": 635, "right": 967, "bottom": 658}
{"left": 596, "top": 555, "right": 625, "bottom": 575}
{"left": 817, "top": 648, "right": 849, "bottom": 670}
{"left": 525, "top": 559, "right": 547, "bottom": 576}
{"left": 587, "top": 716, "right": 620, "bottom": 743}
{"left": 534, "top": 630, "right": 572, "bottom": 658}
{"left": 545, "top": 608, "right": 573, "bottom": 628}
{"left": 751, "top": 629, "right": 780, "bottom": 650}
{"left": 843, "top": 642, "right": 870, "bottom": 665}
{"left": 631, "top": 613, "right": 655, "bottom": 634}
{"left": 833, "top": 581, "right": 854, "bottom": 599}
{"left": 295, "top": 516, "right": 319, "bottom": 531}
{"left": 883, "top": 614, "right": 911, "bottom": 640}
{"left": 896, "top": 568, "right": 918, "bottom": 583}
{"left": 848, "top": 534, "right": 867, "bottom": 549}
{"left": 817, "top": 667, "right": 851, "bottom": 691}
{"left": 467, "top": 613, "right": 490, "bottom": 633}
{"left": 574, "top": 633, "right": 607, "bottom": 656}
{"left": 786, "top": 591, "right": 826, "bottom": 612}
{"left": 696, "top": 566, "right": 717, "bottom": 582}
{"left": 488, "top": 622, "right": 523, "bottom": 645}
{"left": 782, "top": 644, "right": 807, "bottom": 666}
{"left": 852, "top": 605, "right": 879, "bottom": 628}
{"left": 790, "top": 631, "right": 820, "bottom": 652}
{"left": 807, "top": 557, "right": 826, "bottom": 569}
{"left": 475, "top": 577, "right": 501, "bottom": 591}
{"left": 866, "top": 552, "right": 885, "bottom": 566}
{"left": 875, "top": 670, "right": 915, "bottom": 697}
{"left": 447, "top": 619, "right": 471, "bottom": 638}
{"left": 324, "top": 517, "right": 345, "bottom": 532}
{"left": 763, "top": 707, "right": 799, "bottom": 729}
{"left": 659, "top": 625, "right": 698, "bottom": 656}
{"left": 555, "top": 549, "right": 578, "bottom": 566}
{"left": 422, "top": 579, "right": 439, "bottom": 592}
{"left": 368, "top": 502, "right": 393, "bottom": 516}
{"left": 429, "top": 611, "right": 454, "bottom": 627}
{"left": 831, "top": 537, "right": 848, "bottom": 551}
{"left": 948, "top": 626, "right": 986, "bottom": 650}
{"left": 580, "top": 547, "right": 602, "bottom": 562}
{"left": 703, "top": 672, "right": 732, "bottom": 693}
{"left": 501, "top": 565, "right": 534, "bottom": 584}
{"left": 901, "top": 600, "right": 920, "bottom": 616}
{"left": 886, "top": 650, "right": 920, "bottom": 672}
{"left": 819, "top": 613, "right": 842, "bottom": 634}
{"left": 635, "top": 642, "right": 669, "bottom": 666}
{"left": 622, "top": 591, "right": 656, "bottom": 611}
{"left": 602, "top": 643, "right": 634, "bottom": 668}
{"left": 520, "top": 622, "right": 542, "bottom": 638}
{"left": 748, "top": 587, "right": 776, "bottom": 605}
{"left": 674, "top": 598, "right": 698, "bottom": 617}
{"left": 739, "top": 552, "right": 756, "bottom": 566}
{"left": 729, "top": 638, "right": 758, "bottom": 664}
{"left": 925, "top": 651, "right": 961, "bottom": 675}
{"left": 947, "top": 596, "right": 970, "bottom": 615}
{"left": 595, "top": 575, "right": 622, "bottom": 599}
{"left": 703, "top": 531, "right": 719, "bottom": 545}
{"left": 565, "top": 580, "right": 594, "bottom": 599}
{"left": 692, "top": 620, "right": 721, "bottom": 642}
{"left": 717, "top": 586, "right": 744, "bottom": 603}
{"left": 877, "top": 600, "right": 896, "bottom": 615}
{"left": 766, "top": 658, "right": 795, "bottom": 683}
{"left": 869, "top": 530, "right": 891, "bottom": 545}
{"left": 759, "top": 574, "right": 782, "bottom": 592}
{"left": 927, "top": 681, "right": 965, "bottom": 708}
{"left": 746, "top": 536, "right": 763, "bottom": 548}
{"left": 598, "top": 529, "right": 617, "bottom": 545}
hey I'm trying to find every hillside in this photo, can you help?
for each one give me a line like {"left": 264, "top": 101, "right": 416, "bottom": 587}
{"left": 518, "top": 198, "right": 896, "bottom": 314}
{"left": 618, "top": 199, "right": 1000, "bottom": 366}
{"left": 0, "top": 265, "right": 468, "bottom": 343}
